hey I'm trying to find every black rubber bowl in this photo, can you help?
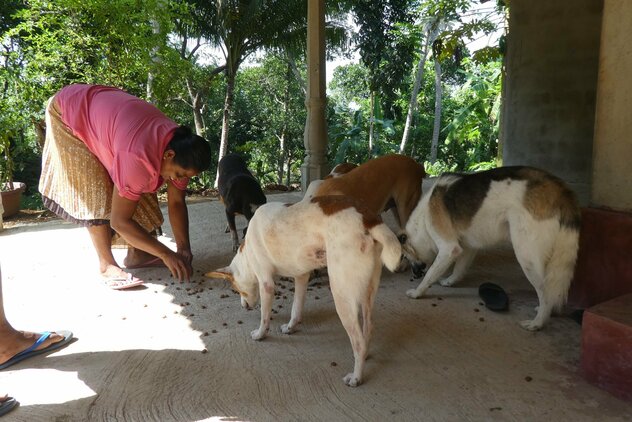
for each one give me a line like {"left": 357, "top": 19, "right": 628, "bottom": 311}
{"left": 478, "top": 282, "right": 509, "bottom": 312}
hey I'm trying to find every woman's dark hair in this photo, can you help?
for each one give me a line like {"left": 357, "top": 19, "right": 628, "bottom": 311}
{"left": 167, "top": 126, "right": 212, "bottom": 172}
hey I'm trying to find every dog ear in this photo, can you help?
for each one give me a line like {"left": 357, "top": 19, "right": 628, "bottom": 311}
{"left": 205, "top": 267, "right": 249, "bottom": 298}
{"left": 205, "top": 267, "right": 235, "bottom": 282}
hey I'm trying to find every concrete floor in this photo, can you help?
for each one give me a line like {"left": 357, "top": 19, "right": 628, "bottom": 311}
{"left": 1, "top": 191, "right": 631, "bottom": 422}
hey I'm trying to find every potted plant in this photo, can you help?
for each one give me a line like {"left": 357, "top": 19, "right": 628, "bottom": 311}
{"left": 0, "top": 131, "right": 26, "bottom": 218}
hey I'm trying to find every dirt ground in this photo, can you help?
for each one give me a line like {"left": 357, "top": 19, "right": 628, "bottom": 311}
{"left": 1, "top": 191, "right": 631, "bottom": 421}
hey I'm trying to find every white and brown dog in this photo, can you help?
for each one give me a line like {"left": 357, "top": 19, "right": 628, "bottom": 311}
{"left": 402, "top": 166, "right": 581, "bottom": 331}
{"left": 304, "top": 154, "right": 426, "bottom": 233}
{"left": 206, "top": 195, "right": 402, "bottom": 387}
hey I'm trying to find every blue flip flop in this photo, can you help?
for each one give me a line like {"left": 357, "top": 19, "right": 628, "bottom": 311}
{"left": 0, "top": 330, "right": 73, "bottom": 370}
{"left": 0, "top": 397, "right": 18, "bottom": 417}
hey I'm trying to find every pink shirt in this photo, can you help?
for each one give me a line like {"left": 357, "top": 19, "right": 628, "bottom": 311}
{"left": 55, "top": 84, "right": 188, "bottom": 201}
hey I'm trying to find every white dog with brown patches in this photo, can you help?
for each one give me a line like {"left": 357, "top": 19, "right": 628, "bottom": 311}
{"left": 206, "top": 195, "right": 402, "bottom": 387}
{"left": 402, "top": 166, "right": 581, "bottom": 331}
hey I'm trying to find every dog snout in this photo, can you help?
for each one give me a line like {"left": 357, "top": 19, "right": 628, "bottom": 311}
{"left": 411, "top": 262, "right": 427, "bottom": 279}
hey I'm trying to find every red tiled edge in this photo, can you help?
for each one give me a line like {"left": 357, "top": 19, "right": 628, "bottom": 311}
{"left": 568, "top": 207, "right": 632, "bottom": 309}
{"left": 581, "top": 294, "right": 632, "bottom": 402}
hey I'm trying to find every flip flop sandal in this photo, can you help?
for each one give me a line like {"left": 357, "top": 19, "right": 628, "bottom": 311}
{"left": 104, "top": 273, "right": 144, "bottom": 290}
{"left": 478, "top": 282, "right": 509, "bottom": 312}
{"left": 0, "top": 397, "right": 18, "bottom": 416}
{"left": 0, "top": 331, "right": 74, "bottom": 370}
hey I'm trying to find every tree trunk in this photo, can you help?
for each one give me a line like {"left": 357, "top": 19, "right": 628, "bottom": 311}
{"left": 186, "top": 78, "right": 206, "bottom": 136}
{"left": 368, "top": 92, "right": 375, "bottom": 155}
{"left": 399, "top": 23, "right": 440, "bottom": 154}
{"left": 278, "top": 61, "right": 291, "bottom": 185}
{"left": 430, "top": 57, "right": 443, "bottom": 163}
{"left": 214, "top": 69, "right": 236, "bottom": 187}
{"left": 146, "top": 0, "right": 165, "bottom": 103}
{"left": 285, "top": 155, "right": 292, "bottom": 187}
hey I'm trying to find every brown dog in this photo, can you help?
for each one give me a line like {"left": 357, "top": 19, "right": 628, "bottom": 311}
{"left": 305, "top": 154, "right": 425, "bottom": 232}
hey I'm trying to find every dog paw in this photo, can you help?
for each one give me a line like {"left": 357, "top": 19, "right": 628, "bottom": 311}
{"left": 280, "top": 323, "right": 295, "bottom": 334}
{"left": 406, "top": 289, "right": 421, "bottom": 299}
{"left": 343, "top": 373, "right": 361, "bottom": 387}
{"left": 251, "top": 328, "right": 268, "bottom": 340}
{"left": 439, "top": 278, "right": 456, "bottom": 287}
{"left": 520, "top": 319, "right": 542, "bottom": 331}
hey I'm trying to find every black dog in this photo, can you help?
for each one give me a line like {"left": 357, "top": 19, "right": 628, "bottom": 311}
{"left": 217, "top": 153, "right": 267, "bottom": 251}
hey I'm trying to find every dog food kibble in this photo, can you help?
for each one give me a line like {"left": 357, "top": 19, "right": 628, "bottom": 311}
{"left": 237, "top": 320, "right": 243, "bottom": 324}
{"left": 474, "top": 308, "right": 480, "bottom": 312}
{"left": 438, "top": 297, "right": 443, "bottom": 300}
{"left": 203, "top": 332, "right": 209, "bottom": 336}
{"left": 190, "top": 313, "right": 195, "bottom": 317}
{"left": 144, "top": 304, "right": 148, "bottom": 308}
{"left": 330, "top": 362, "right": 337, "bottom": 367}
{"left": 162, "top": 315, "right": 167, "bottom": 319}
{"left": 525, "top": 376, "right": 533, "bottom": 382}
{"left": 479, "top": 317, "right": 485, "bottom": 322}
{"left": 212, "top": 329, "right": 217, "bottom": 334}
{"left": 176, "top": 287, "right": 181, "bottom": 290}
{"left": 315, "top": 296, "right": 320, "bottom": 300}
{"left": 222, "top": 322, "right": 228, "bottom": 326}
{"left": 201, "top": 349, "right": 208, "bottom": 354}
{"left": 431, "top": 303, "right": 437, "bottom": 307}
{"left": 202, "top": 305, "right": 207, "bottom": 309}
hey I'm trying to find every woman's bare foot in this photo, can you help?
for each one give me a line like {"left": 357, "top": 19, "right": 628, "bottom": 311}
{"left": 99, "top": 264, "right": 144, "bottom": 290}
{"left": 123, "top": 248, "right": 163, "bottom": 269}
{"left": 0, "top": 329, "right": 66, "bottom": 367}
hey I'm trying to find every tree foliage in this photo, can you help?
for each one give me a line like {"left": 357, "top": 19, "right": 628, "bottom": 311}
{"left": 1, "top": 0, "right": 508, "bottom": 206}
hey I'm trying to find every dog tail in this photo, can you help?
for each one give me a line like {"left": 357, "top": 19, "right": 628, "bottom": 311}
{"left": 369, "top": 223, "right": 402, "bottom": 272}
{"left": 545, "top": 226, "right": 580, "bottom": 312}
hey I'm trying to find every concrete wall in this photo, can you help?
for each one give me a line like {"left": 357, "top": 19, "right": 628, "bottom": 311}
{"left": 591, "top": 0, "right": 632, "bottom": 212}
{"left": 501, "top": 0, "right": 603, "bottom": 205}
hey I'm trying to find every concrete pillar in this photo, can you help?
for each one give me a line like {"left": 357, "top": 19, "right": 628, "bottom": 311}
{"left": 301, "top": 0, "right": 328, "bottom": 192}
{"left": 591, "top": 0, "right": 632, "bottom": 211}
{"left": 501, "top": 0, "right": 603, "bottom": 205}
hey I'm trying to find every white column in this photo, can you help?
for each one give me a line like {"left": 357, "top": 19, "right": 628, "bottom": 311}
{"left": 591, "top": 0, "right": 632, "bottom": 211}
{"left": 301, "top": 0, "right": 328, "bottom": 192}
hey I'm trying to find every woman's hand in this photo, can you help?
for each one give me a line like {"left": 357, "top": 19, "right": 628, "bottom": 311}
{"left": 162, "top": 250, "right": 193, "bottom": 282}
{"left": 177, "top": 247, "right": 193, "bottom": 266}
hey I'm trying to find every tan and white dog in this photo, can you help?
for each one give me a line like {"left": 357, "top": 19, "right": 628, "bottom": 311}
{"left": 206, "top": 196, "right": 402, "bottom": 387}
{"left": 402, "top": 166, "right": 581, "bottom": 331}
{"left": 304, "top": 154, "right": 426, "bottom": 232}
{"left": 325, "top": 162, "right": 358, "bottom": 178}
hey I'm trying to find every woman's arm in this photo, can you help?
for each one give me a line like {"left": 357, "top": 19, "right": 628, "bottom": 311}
{"left": 166, "top": 180, "right": 193, "bottom": 265}
{"left": 110, "top": 186, "right": 191, "bottom": 281}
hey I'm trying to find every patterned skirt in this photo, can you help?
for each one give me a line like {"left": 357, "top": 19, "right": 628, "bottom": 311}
{"left": 38, "top": 95, "right": 163, "bottom": 245}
